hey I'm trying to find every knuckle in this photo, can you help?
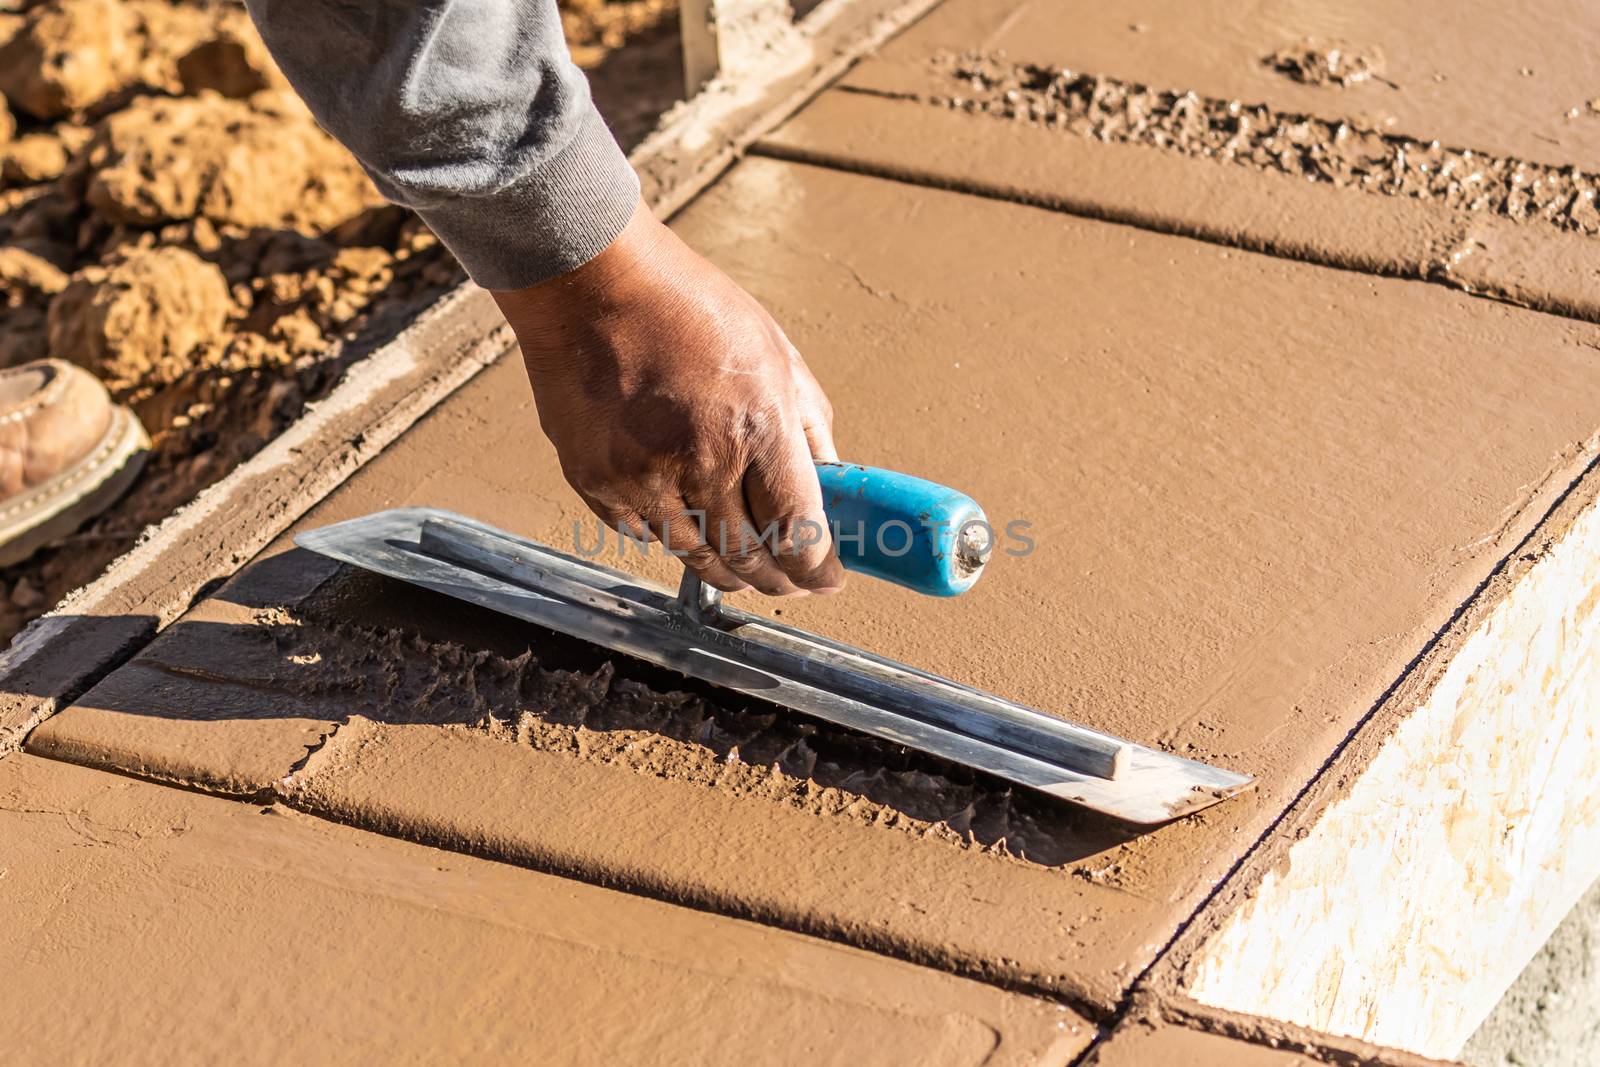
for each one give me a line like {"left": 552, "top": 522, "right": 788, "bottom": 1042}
{"left": 561, "top": 467, "right": 599, "bottom": 497}
{"left": 679, "top": 543, "right": 721, "bottom": 568}
{"left": 563, "top": 465, "right": 622, "bottom": 504}
{"left": 720, "top": 549, "right": 767, "bottom": 576}
{"left": 769, "top": 531, "right": 804, "bottom": 563}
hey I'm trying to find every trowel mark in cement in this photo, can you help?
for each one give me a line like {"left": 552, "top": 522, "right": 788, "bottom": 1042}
{"left": 1263, "top": 38, "right": 1392, "bottom": 90}
{"left": 272, "top": 572, "right": 1142, "bottom": 868}
{"left": 871, "top": 52, "right": 1600, "bottom": 237}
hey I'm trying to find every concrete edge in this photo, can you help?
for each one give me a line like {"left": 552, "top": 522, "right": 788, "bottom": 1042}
{"left": 0, "top": 0, "right": 942, "bottom": 755}
{"left": 1080, "top": 991, "right": 1465, "bottom": 1067}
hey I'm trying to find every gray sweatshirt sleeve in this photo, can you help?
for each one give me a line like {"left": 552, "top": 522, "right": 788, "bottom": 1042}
{"left": 244, "top": 0, "right": 640, "bottom": 291}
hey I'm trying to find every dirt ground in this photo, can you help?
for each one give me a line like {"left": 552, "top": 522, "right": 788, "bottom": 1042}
{"left": 0, "top": 0, "right": 682, "bottom": 645}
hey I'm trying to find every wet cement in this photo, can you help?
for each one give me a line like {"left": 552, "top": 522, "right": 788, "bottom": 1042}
{"left": 0, "top": 751, "right": 1086, "bottom": 1065}
{"left": 869, "top": 52, "right": 1600, "bottom": 238}
{"left": 296, "top": 569, "right": 1134, "bottom": 866}
{"left": 757, "top": 88, "right": 1600, "bottom": 327}
{"left": 845, "top": 0, "right": 1600, "bottom": 170}
{"left": 38, "top": 155, "right": 1600, "bottom": 1011}
{"left": 1084, "top": 1017, "right": 1321, "bottom": 1066}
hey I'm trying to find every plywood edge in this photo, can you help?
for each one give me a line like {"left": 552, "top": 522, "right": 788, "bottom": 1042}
{"left": 635, "top": 0, "right": 946, "bottom": 220}
{"left": 1158, "top": 457, "right": 1600, "bottom": 1059}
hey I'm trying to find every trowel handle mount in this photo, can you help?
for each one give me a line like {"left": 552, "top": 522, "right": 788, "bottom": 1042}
{"left": 816, "top": 462, "right": 990, "bottom": 597}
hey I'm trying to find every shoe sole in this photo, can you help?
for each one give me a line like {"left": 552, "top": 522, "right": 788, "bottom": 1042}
{"left": 0, "top": 405, "right": 151, "bottom": 569}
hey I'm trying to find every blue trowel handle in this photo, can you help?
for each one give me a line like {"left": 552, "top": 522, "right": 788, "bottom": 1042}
{"left": 815, "top": 462, "right": 991, "bottom": 597}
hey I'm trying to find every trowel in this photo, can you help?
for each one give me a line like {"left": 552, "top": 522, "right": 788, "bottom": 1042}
{"left": 296, "top": 463, "right": 1252, "bottom": 824}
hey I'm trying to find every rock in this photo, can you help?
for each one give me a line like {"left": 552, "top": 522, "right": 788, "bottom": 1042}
{"left": 0, "top": 0, "right": 138, "bottom": 119}
{"left": 0, "top": 245, "right": 67, "bottom": 297}
{"left": 177, "top": 9, "right": 286, "bottom": 98}
{"left": 1, "top": 130, "right": 68, "bottom": 184}
{"left": 0, "top": 0, "right": 232, "bottom": 120}
{"left": 84, "top": 92, "right": 382, "bottom": 234}
{"left": 121, "top": 0, "right": 220, "bottom": 92}
{"left": 0, "top": 93, "right": 13, "bottom": 145}
{"left": 47, "top": 245, "right": 233, "bottom": 388}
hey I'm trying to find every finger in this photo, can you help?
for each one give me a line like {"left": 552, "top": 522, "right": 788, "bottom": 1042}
{"left": 573, "top": 490, "right": 652, "bottom": 545}
{"left": 690, "top": 483, "right": 803, "bottom": 597}
{"left": 744, "top": 431, "right": 846, "bottom": 594}
{"left": 779, "top": 332, "right": 839, "bottom": 464}
{"left": 646, "top": 499, "right": 751, "bottom": 594}
{"left": 802, "top": 408, "right": 839, "bottom": 464}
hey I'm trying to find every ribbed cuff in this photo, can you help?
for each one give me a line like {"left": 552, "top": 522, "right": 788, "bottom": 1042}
{"left": 413, "top": 106, "right": 641, "bottom": 292}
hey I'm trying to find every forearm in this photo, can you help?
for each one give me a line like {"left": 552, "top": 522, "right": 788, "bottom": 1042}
{"left": 243, "top": 0, "right": 639, "bottom": 289}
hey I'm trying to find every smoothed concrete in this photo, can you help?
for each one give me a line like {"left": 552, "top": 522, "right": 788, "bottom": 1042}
{"left": 0, "top": 752, "right": 1086, "bottom": 1066}
{"left": 1083, "top": 1010, "right": 1459, "bottom": 1067}
{"left": 284, "top": 717, "right": 1140, "bottom": 995}
{"left": 25, "top": 547, "right": 348, "bottom": 797}
{"left": 757, "top": 91, "right": 1600, "bottom": 323}
{"left": 1085, "top": 1017, "right": 1320, "bottom": 1066}
{"left": 847, "top": 0, "right": 1600, "bottom": 168}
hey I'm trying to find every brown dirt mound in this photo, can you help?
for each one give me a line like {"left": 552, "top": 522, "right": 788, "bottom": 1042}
{"left": 83, "top": 91, "right": 382, "bottom": 232}
{"left": 0, "top": 0, "right": 223, "bottom": 119}
{"left": 0, "top": 0, "right": 464, "bottom": 639}
{"left": 47, "top": 244, "right": 232, "bottom": 389}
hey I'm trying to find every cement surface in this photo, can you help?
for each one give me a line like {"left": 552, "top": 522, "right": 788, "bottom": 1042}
{"left": 1083, "top": 1017, "right": 1320, "bottom": 1066}
{"left": 1463, "top": 875, "right": 1600, "bottom": 1067}
{"left": 849, "top": 0, "right": 1600, "bottom": 169}
{"left": 762, "top": 0, "right": 1600, "bottom": 321}
{"left": 758, "top": 92, "right": 1600, "bottom": 323}
{"left": 32, "top": 157, "right": 1600, "bottom": 1013}
{"left": 1083, "top": 1010, "right": 1459, "bottom": 1067}
{"left": 0, "top": 751, "right": 1086, "bottom": 1066}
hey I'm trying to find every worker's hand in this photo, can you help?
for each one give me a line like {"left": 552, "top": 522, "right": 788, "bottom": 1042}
{"left": 492, "top": 200, "right": 846, "bottom": 597}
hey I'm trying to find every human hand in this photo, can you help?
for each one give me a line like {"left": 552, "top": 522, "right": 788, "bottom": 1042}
{"left": 491, "top": 200, "right": 845, "bottom": 597}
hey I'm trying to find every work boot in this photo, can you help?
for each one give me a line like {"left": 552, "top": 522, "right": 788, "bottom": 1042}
{"left": 0, "top": 359, "right": 149, "bottom": 567}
